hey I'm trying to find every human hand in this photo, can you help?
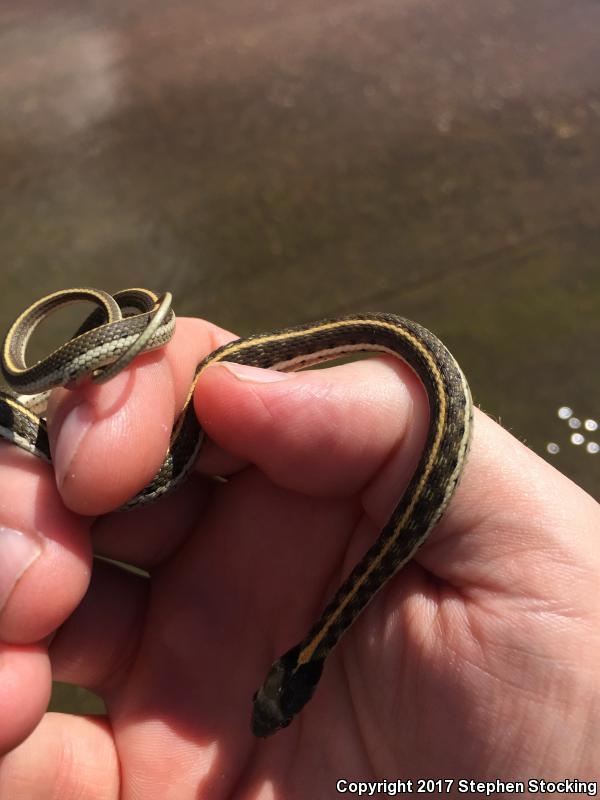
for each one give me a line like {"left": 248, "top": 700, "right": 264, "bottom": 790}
{"left": 0, "top": 316, "right": 598, "bottom": 798}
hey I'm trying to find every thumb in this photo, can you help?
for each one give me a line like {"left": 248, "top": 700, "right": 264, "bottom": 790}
{"left": 195, "top": 355, "right": 429, "bottom": 502}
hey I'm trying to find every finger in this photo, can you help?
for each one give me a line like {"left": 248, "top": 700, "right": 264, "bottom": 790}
{"left": 415, "top": 411, "right": 600, "bottom": 595}
{"left": 50, "top": 558, "right": 147, "bottom": 694}
{"left": 0, "top": 446, "right": 91, "bottom": 645}
{"left": 47, "top": 317, "right": 235, "bottom": 516}
{"left": 195, "top": 356, "right": 427, "bottom": 497}
{"left": 0, "top": 444, "right": 91, "bottom": 753}
{"left": 0, "top": 713, "right": 118, "bottom": 800}
{"left": 0, "top": 644, "right": 50, "bottom": 754}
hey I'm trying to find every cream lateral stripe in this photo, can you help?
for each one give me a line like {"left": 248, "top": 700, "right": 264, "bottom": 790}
{"left": 271, "top": 342, "right": 403, "bottom": 371}
{"left": 295, "top": 336, "right": 447, "bottom": 665}
{"left": 440, "top": 367, "right": 472, "bottom": 509}
{"left": 10, "top": 336, "right": 142, "bottom": 389}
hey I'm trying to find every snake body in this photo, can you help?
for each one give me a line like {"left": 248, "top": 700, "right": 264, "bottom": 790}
{"left": 0, "top": 288, "right": 472, "bottom": 737}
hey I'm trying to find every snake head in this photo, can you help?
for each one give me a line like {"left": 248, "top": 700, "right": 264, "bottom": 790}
{"left": 251, "top": 646, "right": 324, "bottom": 738}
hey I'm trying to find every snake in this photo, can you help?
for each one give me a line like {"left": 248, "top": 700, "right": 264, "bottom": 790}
{"left": 0, "top": 287, "right": 473, "bottom": 738}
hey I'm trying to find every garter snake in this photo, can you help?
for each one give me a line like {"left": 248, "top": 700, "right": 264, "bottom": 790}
{"left": 0, "top": 287, "right": 473, "bottom": 738}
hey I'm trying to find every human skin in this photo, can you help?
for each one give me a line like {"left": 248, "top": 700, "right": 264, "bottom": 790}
{"left": 0, "top": 316, "right": 598, "bottom": 799}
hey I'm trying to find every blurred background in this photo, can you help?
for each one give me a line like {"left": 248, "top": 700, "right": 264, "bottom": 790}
{"left": 1, "top": 0, "right": 598, "bottom": 714}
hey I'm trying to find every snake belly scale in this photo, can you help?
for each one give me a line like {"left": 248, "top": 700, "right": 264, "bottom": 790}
{"left": 0, "top": 288, "right": 473, "bottom": 738}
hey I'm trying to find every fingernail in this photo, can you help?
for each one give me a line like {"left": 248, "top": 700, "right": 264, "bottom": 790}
{"left": 52, "top": 402, "right": 93, "bottom": 488}
{"left": 0, "top": 527, "right": 42, "bottom": 612}
{"left": 217, "top": 362, "right": 293, "bottom": 383}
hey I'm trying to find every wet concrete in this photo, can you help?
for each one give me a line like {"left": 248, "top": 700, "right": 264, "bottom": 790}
{"left": 1, "top": 1, "right": 598, "bottom": 492}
